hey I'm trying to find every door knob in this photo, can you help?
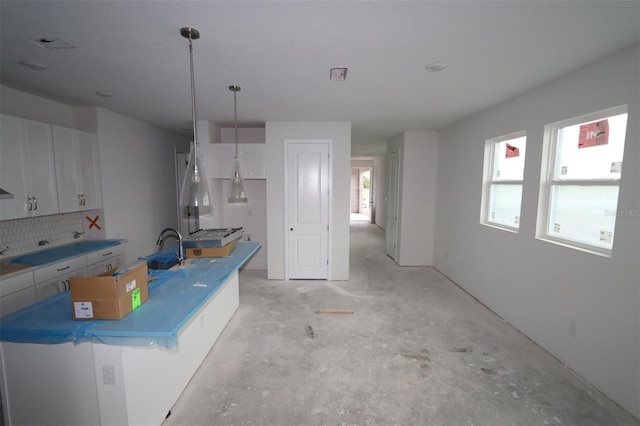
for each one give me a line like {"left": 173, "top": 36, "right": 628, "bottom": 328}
{"left": 290, "top": 228, "right": 294, "bottom": 231}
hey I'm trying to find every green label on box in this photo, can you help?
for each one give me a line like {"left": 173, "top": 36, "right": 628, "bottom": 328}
{"left": 131, "top": 288, "right": 141, "bottom": 310}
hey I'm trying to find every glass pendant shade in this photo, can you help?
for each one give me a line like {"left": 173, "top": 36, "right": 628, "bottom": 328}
{"left": 180, "top": 141, "right": 211, "bottom": 213}
{"left": 227, "top": 85, "right": 248, "bottom": 204}
{"left": 178, "top": 27, "right": 212, "bottom": 215}
{"left": 228, "top": 156, "right": 248, "bottom": 203}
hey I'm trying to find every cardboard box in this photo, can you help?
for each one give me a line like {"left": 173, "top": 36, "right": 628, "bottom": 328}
{"left": 186, "top": 240, "right": 237, "bottom": 258}
{"left": 70, "top": 262, "right": 149, "bottom": 320}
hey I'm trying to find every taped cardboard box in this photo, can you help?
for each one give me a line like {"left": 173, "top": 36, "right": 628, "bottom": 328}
{"left": 186, "top": 240, "right": 237, "bottom": 258}
{"left": 70, "top": 262, "right": 149, "bottom": 320}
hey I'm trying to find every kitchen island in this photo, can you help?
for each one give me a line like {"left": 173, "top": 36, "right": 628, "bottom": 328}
{"left": 0, "top": 241, "right": 260, "bottom": 426}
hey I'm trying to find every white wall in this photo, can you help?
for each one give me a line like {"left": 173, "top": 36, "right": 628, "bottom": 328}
{"left": 433, "top": 45, "right": 640, "bottom": 418}
{"left": 388, "top": 131, "right": 439, "bottom": 266}
{"left": 95, "top": 109, "right": 188, "bottom": 263}
{"left": 265, "top": 122, "right": 351, "bottom": 281}
{"left": 0, "top": 86, "right": 75, "bottom": 128}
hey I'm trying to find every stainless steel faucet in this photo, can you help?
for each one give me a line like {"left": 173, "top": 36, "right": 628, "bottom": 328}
{"left": 156, "top": 228, "right": 185, "bottom": 265}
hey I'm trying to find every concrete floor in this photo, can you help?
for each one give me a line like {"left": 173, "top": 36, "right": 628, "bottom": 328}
{"left": 164, "top": 222, "right": 638, "bottom": 426}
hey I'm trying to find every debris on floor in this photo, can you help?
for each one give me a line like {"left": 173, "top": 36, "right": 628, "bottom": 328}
{"left": 304, "top": 325, "right": 315, "bottom": 339}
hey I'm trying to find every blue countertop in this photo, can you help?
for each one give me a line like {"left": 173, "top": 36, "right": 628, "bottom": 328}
{"left": 10, "top": 240, "right": 123, "bottom": 267}
{"left": 0, "top": 242, "right": 261, "bottom": 349}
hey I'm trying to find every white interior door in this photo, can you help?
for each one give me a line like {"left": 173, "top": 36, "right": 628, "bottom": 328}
{"left": 385, "top": 151, "right": 399, "bottom": 260}
{"left": 286, "top": 142, "right": 329, "bottom": 279}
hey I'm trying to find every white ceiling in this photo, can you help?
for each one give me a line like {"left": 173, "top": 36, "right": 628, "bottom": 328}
{"left": 1, "top": 1, "right": 638, "bottom": 155}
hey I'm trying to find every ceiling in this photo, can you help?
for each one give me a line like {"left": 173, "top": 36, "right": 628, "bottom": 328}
{"left": 1, "top": 1, "right": 638, "bottom": 156}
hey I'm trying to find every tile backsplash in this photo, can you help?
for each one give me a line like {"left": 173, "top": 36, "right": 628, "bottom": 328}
{"left": 0, "top": 213, "right": 84, "bottom": 259}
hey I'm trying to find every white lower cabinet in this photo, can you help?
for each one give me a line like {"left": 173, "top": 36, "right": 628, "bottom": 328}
{"left": 2, "top": 242, "right": 127, "bottom": 309}
{"left": 34, "top": 256, "right": 87, "bottom": 301}
{"left": 86, "top": 244, "right": 126, "bottom": 276}
{"left": 35, "top": 267, "right": 85, "bottom": 301}
{"left": 0, "top": 271, "right": 35, "bottom": 317}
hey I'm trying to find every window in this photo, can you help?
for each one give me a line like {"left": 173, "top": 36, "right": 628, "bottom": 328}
{"left": 538, "top": 106, "right": 628, "bottom": 255}
{"left": 481, "top": 132, "right": 527, "bottom": 231}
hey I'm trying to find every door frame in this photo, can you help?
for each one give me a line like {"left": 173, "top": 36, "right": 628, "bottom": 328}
{"left": 349, "top": 165, "right": 373, "bottom": 223}
{"left": 386, "top": 150, "right": 400, "bottom": 261}
{"left": 283, "top": 139, "right": 332, "bottom": 280}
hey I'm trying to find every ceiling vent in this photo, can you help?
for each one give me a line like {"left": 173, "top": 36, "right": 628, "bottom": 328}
{"left": 330, "top": 67, "right": 348, "bottom": 81}
{"left": 31, "top": 38, "right": 76, "bottom": 50}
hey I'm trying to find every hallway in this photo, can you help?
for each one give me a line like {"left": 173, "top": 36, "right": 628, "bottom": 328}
{"left": 164, "top": 222, "right": 637, "bottom": 425}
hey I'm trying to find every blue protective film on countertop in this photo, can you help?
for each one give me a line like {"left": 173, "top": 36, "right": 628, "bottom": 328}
{"left": 10, "top": 240, "right": 123, "bottom": 267}
{"left": 142, "top": 245, "right": 180, "bottom": 269}
{"left": 0, "top": 242, "right": 261, "bottom": 349}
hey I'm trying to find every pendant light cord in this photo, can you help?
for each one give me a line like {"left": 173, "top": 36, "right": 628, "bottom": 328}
{"left": 233, "top": 88, "right": 239, "bottom": 159}
{"left": 187, "top": 29, "right": 199, "bottom": 175}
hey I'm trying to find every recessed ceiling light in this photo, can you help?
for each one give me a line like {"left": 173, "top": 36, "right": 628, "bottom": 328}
{"left": 19, "top": 60, "right": 47, "bottom": 71}
{"left": 330, "top": 67, "right": 348, "bottom": 81}
{"left": 95, "top": 91, "right": 114, "bottom": 98}
{"left": 426, "top": 61, "right": 447, "bottom": 72}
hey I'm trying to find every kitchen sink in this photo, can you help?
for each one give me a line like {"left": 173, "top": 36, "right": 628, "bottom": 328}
{"left": 147, "top": 260, "right": 180, "bottom": 270}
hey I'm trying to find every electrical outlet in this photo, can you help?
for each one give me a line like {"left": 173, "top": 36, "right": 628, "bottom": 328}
{"left": 103, "top": 365, "right": 116, "bottom": 385}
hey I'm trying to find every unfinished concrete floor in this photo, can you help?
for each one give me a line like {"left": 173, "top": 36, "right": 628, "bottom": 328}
{"left": 164, "top": 222, "right": 638, "bottom": 426}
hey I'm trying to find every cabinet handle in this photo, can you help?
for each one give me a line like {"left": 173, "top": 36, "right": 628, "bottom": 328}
{"left": 33, "top": 197, "right": 38, "bottom": 211}
{"left": 27, "top": 197, "right": 33, "bottom": 211}
{"left": 81, "top": 194, "right": 86, "bottom": 206}
{"left": 102, "top": 251, "right": 112, "bottom": 257}
{"left": 56, "top": 265, "right": 70, "bottom": 272}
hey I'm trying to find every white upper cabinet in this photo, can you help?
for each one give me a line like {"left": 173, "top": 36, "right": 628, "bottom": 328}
{"left": 0, "top": 114, "right": 58, "bottom": 220}
{"left": 0, "top": 115, "right": 27, "bottom": 219}
{"left": 52, "top": 126, "right": 102, "bottom": 213}
{"left": 23, "top": 120, "right": 59, "bottom": 216}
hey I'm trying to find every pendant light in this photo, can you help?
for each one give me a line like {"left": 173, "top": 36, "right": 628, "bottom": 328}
{"left": 227, "top": 85, "right": 248, "bottom": 203}
{"left": 179, "top": 27, "right": 211, "bottom": 214}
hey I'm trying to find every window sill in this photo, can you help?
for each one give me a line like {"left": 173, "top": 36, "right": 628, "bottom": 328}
{"left": 535, "top": 236, "right": 612, "bottom": 258}
{"left": 480, "top": 222, "right": 519, "bottom": 234}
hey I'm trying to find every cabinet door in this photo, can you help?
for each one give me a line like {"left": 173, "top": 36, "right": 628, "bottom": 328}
{"left": 22, "top": 119, "right": 58, "bottom": 215}
{"left": 0, "top": 270, "right": 36, "bottom": 317}
{"left": 53, "top": 126, "right": 102, "bottom": 213}
{"left": 86, "top": 254, "right": 124, "bottom": 276}
{"left": 0, "top": 114, "right": 27, "bottom": 219}
{"left": 1, "top": 287, "right": 36, "bottom": 317}
{"left": 86, "top": 243, "right": 125, "bottom": 276}
{"left": 74, "top": 130, "right": 101, "bottom": 211}
{"left": 35, "top": 267, "right": 84, "bottom": 301}
{"left": 35, "top": 276, "right": 67, "bottom": 300}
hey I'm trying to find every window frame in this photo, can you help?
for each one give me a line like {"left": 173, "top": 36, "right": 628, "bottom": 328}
{"left": 480, "top": 131, "right": 527, "bottom": 232}
{"left": 537, "top": 105, "right": 628, "bottom": 256}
